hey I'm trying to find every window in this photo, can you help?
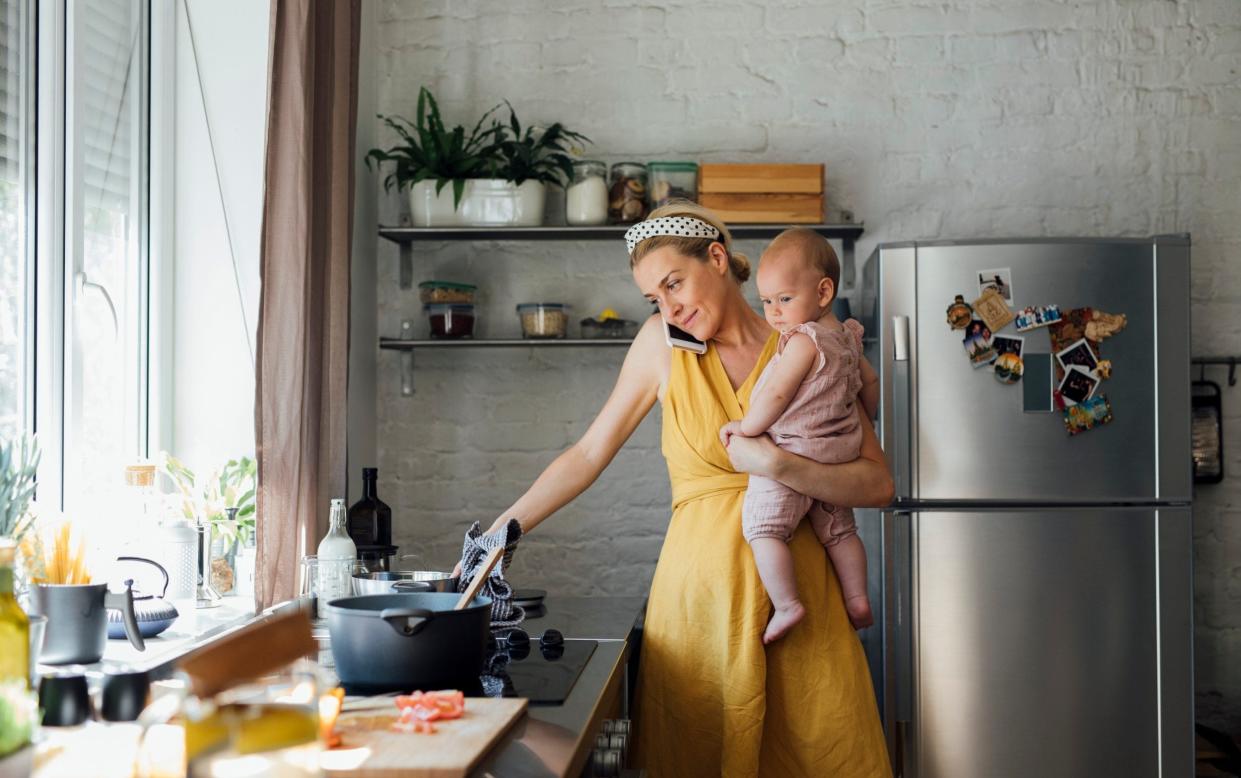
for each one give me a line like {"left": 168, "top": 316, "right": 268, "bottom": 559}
{"left": 61, "top": 0, "right": 149, "bottom": 519}
{"left": 0, "top": 0, "right": 32, "bottom": 441}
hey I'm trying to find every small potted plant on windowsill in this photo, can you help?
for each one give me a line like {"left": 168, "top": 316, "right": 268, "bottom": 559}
{"left": 365, "top": 87, "right": 503, "bottom": 227}
{"left": 466, "top": 103, "right": 590, "bottom": 227}
{"left": 161, "top": 453, "right": 256, "bottom": 596}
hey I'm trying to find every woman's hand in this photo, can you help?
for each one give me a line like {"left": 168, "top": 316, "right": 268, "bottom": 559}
{"left": 725, "top": 432, "right": 781, "bottom": 478}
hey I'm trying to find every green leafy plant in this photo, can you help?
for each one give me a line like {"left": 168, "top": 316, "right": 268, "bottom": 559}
{"left": 161, "top": 453, "right": 257, "bottom": 547}
{"left": 0, "top": 436, "right": 38, "bottom": 541}
{"left": 0, "top": 680, "right": 35, "bottom": 758}
{"left": 364, "top": 86, "right": 503, "bottom": 209}
{"left": 491, "top": 102, "right": 590, "bottom": 187}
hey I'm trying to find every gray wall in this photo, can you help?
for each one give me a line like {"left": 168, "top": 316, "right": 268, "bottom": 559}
{"left": 366, "top": 0, "right": 1241, "bottom": 728}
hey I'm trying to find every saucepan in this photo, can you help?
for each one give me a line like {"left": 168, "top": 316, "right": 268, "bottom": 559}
{"left": 351, "top": 570, "right": 458, "bottom": 596}
{"left": 324, "top": 592, "right": 490, "bottom": 693}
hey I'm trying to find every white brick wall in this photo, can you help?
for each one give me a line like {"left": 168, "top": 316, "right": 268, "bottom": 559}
{"left": 369, "top": 0, "right": 1241, "bottom": 728}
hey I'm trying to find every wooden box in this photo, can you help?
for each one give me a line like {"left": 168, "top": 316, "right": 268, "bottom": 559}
{"left": 698, "top": 163, "right": 824, "bottom": 223}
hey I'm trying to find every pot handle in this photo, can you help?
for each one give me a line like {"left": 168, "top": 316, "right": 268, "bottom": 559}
{"left": 105, "top": 583, "right": 147, "bottom": 652}
{"left": 390, "top": 580, "right": 433, "bottom": 593}
{"left": 379, "top": 607, "right": 434, "bottom": 637}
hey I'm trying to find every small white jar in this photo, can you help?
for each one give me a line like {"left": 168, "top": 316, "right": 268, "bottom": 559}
{"left": 565, "top": 160, "right": 609, "bottom": 226}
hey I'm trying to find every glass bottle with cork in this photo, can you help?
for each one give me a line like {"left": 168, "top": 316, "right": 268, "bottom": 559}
{"left": 316, "top": 499, "right": 356, "bottom": 603}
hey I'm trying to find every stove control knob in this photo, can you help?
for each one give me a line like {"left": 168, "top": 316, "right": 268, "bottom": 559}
{"left": 540, "top": 628, "right": 564, "bottom": 647}
{"left": 588, "top": 746, "right": 623, "bottom": 777}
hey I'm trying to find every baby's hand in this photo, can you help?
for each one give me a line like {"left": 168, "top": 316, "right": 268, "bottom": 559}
{"left": 719, "top": 420, "right": 745, "bottom": 448}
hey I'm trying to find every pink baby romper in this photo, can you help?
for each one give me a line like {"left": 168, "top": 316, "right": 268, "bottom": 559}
{"left": 741, "top": 319, "right": 865, "bottom": 546}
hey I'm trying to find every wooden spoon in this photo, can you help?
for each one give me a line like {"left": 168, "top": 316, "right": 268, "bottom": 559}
{"left": 454, "top": 546, "right": 504, "bottom": 611}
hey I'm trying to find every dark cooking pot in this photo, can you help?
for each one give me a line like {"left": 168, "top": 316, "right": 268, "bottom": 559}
{"left": 324, "top": 593, "right": 491, "bottom": 693}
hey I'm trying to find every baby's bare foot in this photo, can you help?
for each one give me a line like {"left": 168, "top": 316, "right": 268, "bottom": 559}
{"left": 763, "top": 600, "right": 806, "bottom": 644}
{"left": 846, "top": 595, "right": 873, "bottom": 630}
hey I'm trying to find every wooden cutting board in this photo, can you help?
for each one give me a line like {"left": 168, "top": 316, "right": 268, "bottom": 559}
{"left": 320, "top": 697, "right": 528, "bottom": 777}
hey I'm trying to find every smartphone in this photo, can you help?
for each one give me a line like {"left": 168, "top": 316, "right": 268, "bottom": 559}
{"left": 663, "top": 316, "right": 707, "bottom": 354}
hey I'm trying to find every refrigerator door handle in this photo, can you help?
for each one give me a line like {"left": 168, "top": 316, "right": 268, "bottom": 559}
{"left": 885, "top": 510, "right": 915, "bottom": 777}
{"left": 891, "top": 315, "right": 912, "bottom": 500}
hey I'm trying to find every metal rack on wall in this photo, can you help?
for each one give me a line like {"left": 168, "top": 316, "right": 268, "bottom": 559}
{"left": 1190, "top": 356, "right": 1238, "bottom": 485}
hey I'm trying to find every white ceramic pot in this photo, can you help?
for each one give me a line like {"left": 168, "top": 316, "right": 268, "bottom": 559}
{"left": 459, "top": 179, "right": 546, "bottom": 227}
{"left": 409, "top": 180, "right": 466, "bottom": 227}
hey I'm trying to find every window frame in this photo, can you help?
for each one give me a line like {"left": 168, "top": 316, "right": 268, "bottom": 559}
{"left": 32, "top": 0, "right": 160, "bottom": 515}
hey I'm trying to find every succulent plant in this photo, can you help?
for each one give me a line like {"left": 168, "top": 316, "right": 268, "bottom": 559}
{"left": 0, "top": 436, "right": 38, "bottom": 541}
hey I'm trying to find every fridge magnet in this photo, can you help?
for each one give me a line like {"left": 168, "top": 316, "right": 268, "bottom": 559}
{"left": 1055, "top": 338, "right": 1100, "bottom": 375}
{"left": 946, "top": 295, "right": 974, "bottom": 329}
{"left": 1084, "top": 311, "right": 1127, "bottom": 342}
{"left": 994, "top": 352, "right": 1024, "bottom": 384}
{"left": 1047, "top": 307, "right": 1091, "bottom": 353}
{"left": 1094, "top": 360, "right": 1112, "bottom": 380}
{"left": 962, "top": 318, "right": 997, "bottom": 367}
{"left": 1057, "top": 366, "right": 1099, "bottom": 406}
{"left": 977, "top": 268, "right": 1015, "bottom": 305}
{"left": 1063, "top": 394, "right": 1114, "bottom": 436}
{"left": 1014, "top": 304, "right": 1062, "bottom": 332}
{"left": 972, "top": 288, "right": 1016, "bottom": 332}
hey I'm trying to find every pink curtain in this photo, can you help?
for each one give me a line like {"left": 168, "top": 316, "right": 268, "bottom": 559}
{"left": 255, "top": 0, "right": 361, "bottom": 610}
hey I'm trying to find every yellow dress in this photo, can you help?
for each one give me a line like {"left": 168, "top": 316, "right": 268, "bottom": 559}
{"left": 633, "top": 333, "right": 892, "bottom": 777}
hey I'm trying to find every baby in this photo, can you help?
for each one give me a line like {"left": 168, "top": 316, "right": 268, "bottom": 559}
{"left": 720, "top": 228, "right": 879, "bottom": 644}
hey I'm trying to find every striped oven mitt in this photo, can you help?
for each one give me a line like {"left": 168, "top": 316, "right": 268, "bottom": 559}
{"left": 458, "top": 518, "right": 525, "bottom": 630}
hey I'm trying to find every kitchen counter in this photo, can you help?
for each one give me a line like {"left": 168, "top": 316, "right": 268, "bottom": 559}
{"left": 315, "top": 595, "right": 646, "bottom": 778}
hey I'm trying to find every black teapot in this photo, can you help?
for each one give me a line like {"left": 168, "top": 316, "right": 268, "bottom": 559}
{"left": 107, "top": 556, "right": 180, "bottom": 639}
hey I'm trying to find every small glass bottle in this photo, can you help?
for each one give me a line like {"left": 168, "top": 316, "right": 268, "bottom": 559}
{"left": 648, "top": 161, "right": 699, "bottom": 207}
{"left": 565, "top": 160, "right": 608, "bottom": 226}
{"left": 0, "top": 539, "right": 30, "bottom": 687}
{"left": 608, "top": 162, "right": 649, "bottom": 224}
{"left": 317, "top": 499, "right": 357, "bottom": 604}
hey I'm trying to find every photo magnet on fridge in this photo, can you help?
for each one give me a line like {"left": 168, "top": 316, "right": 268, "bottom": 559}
{"left": 972, "top": 288, "right": 1016, "bottom": 332}
{"left": 978, "top": 268, "right": 1015, "bottom": 305}
{"left": 1058, "top": 366, "right": 1100, "bottom": 406}
{"left": 962, "top": 318, "right": 997, "bottom": 367}
{"left": 1014, "top": 304, "right": 1062, "bottom": 332}
{"left": 1056, "top": 338, "right": 1100, "bottom": 375}
{"left": 992, "top": 335, "right": 1024, "bottom": 384}
{"left": 1064, "top": 394, "right": 1114, "bottom": 436}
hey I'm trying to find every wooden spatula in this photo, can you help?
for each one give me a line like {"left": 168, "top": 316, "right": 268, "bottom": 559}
{"left": 455, "top": 546, "right": 504, "bottom": 610}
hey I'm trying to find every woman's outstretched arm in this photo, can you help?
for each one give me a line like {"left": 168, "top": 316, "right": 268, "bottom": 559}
{"left": 726, "top": 405, "right": 894, "bottom": 508}
{"left": 485, "top": 316, "right": 664, "bottom": 535}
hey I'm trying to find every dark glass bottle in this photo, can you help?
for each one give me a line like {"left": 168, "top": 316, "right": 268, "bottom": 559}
{"left": 347, "top": 468, "right": 392, "bottom": 548}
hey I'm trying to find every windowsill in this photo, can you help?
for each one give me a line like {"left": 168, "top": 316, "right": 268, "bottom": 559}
{"left": 36, "top": 594, "right": 256, "bottom": 681}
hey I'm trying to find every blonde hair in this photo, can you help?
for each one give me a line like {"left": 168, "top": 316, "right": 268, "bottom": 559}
{"left": 764, "top": 227, "right": 841, "bottom": 290}
{"left": 628, "top": 200, "right": 751, "bottom": 284}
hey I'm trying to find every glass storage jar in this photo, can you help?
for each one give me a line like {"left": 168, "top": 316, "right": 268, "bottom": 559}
{"left": 565, "top": 160, "right": 609, "bottom": 226}
{"left": 424, "top": 303, "right": 476, "bottom": 338}
{"left": 517, "top": 303, "right": 570, "bottom": 339}
{"left": 608, "top": 162, "right": 648, "bottom": 224}
{"left": 418, "top": 281, "right": 477, "bottom": 305}
{"left": 648, "top": 161, "right": 698, "bottom": 207}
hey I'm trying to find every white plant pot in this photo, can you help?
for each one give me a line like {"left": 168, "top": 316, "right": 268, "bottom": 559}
{"left": 459, "top": 179, "right": 546, "bottom": 227}
{"left": 408, "top": 180, "right": 466, "bottom": 227}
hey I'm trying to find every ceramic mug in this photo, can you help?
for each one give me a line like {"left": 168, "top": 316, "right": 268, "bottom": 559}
{"left": 32, "top": 582, "right": 145, "bottom": 664}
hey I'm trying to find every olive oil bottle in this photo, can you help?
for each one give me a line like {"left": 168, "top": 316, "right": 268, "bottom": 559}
{"left": 0, "top": 539, "right": 29, "bottom": 686}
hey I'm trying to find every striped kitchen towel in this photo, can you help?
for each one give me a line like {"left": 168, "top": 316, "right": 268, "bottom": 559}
{"left": 458, "top": 518, "right": 525, "bottom": 629}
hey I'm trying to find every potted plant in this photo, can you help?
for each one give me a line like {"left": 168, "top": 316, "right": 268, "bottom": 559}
{"left": 462, "top": 103, "right": 591, "bottom": 227}
{"left": 161, "top": 453, "right": 256, "bottom": 595}
{"left": 365, "top": 87, "right": 503, "bottom": 227}
{"left": 0, "top": 436, "right": 42, "bottom": 598}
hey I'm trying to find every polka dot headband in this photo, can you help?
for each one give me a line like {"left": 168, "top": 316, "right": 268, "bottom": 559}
{"left": 624, "top": 216, "right": 721, "bottom": 256}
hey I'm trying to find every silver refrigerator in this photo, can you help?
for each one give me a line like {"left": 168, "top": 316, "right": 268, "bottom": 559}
{"left": 853, "top": 237, "right": 1193, "bottom": 778}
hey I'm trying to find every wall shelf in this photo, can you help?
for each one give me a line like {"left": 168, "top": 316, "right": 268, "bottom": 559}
{"left": 379, "top": 222, "right": 865, "bottom": 290}
{"left": 380, "top": 337, "right": 633, "bottom": 349}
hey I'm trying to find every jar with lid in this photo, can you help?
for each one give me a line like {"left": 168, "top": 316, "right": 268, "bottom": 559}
{"left": 608, "top": 162, "right": 649, "bottom": 224}
{"left": 648, "top": 161, "right": 699, "bottom": 207}
{"left": 565, "top": 160, "right": 609, "bottom": 226}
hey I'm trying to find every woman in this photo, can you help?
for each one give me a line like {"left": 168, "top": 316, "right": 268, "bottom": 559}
{"left": 479, "top": 202, "right": 892, "bottom": 776}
